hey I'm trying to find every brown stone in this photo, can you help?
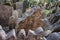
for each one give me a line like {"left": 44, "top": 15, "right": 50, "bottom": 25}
{"left": 17, "top": 7, "right": 44, "bottom": 34}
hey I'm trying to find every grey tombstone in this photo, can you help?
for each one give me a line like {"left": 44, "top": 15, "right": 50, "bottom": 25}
{"left": 0, "top": 4, "right": 13, "bottom": 32}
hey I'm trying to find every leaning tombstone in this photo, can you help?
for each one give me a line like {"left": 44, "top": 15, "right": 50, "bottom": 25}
{"left": 17, "top": 29, "right": 26, "bottom": 40}
{"left": 6, "top": 29, "right": 16, "bottom": 40}
{"left": 27, "top": 29, "right": 36, "bottom": 40}
{"left": 0, "top": 25, "right": 7, "bottom": 40}
{"left": 0, "top": 4, "right": 13, "bottom": 32}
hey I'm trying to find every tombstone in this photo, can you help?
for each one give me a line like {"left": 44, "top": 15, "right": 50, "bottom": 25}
{"left": 27, "top": 29, "right": 36, "bottom": 40}
{"left": 0, "top": 4, "right": 13, "bottom": 32}
{"left": 35, "top": 27, "right": 44, "bottom": 40}
{"left": 35, "top": 27, "right": 44, "bottom": 35}
{"left": 17, "top": 6, "right": 44, "bottom": 34}
{"left": 16, "top": 2, "right": 23, "bottom": 10}
{"left": 47, "top": 32, "right": 60, "bottom": 40}
{"left": 17, "top": 29, "right": 26, "bottom": 40}
{"left": 0, "top": 25, "right": 7, "bottom": 40}
{"left": 6, "top": 29, "right": 16, "bottom": 40}
{"left": 16, "top": 2, "right": 23, "bottom": 17}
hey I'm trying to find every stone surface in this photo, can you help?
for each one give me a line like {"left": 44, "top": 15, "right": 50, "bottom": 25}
{"left": 17, "top": 6, "right": 44, "bottom": 34}
{"left": 0, "top": 4, "right": 13, "bottom": 31}
{"left": 47, "top": 32, "right": 60, "bottom": 40}
{"left": 16, "top": 2, "right": 23, "bottom": 10}
{"left": 6, "top": 29, "right": 16, "bottom": 40}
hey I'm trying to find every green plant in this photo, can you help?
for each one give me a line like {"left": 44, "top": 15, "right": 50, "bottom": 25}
{"left": 23, "top": 0, "right": 29, "bottom": 13}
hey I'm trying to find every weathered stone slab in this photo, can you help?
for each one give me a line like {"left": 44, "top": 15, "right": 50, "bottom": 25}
{"left": 0, "top": 4, "right": 13, "bottom": 30}
{"left": 17, "top": 6, "right": 44, "bottom": 34}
